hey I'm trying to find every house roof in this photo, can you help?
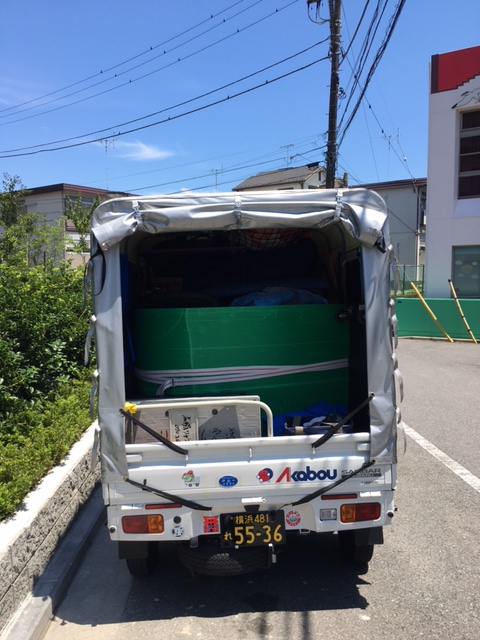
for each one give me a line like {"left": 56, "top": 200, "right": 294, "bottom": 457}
{"left": 356, "top": 177, "right": 427, "bottom": 191}
{"left": 233, "top": 163, "right": 324, "bottom": 191}
{"left": 24, "top": 183, "right": 134, "bottom": 197}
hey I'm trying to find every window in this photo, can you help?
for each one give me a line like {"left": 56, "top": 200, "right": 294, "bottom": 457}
{"left": 459, "top": 110, "right": 480, "bottom": 198}
{"left": 452, "top": 246, "right": 480, "bottom": 298}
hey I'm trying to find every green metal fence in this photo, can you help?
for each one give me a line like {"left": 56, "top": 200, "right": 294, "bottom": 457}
{"left": 392, "top": 264, "right": 424, "bottom": 297}
{"left": 395, "top": 297, "right": 480, "bottom": 341}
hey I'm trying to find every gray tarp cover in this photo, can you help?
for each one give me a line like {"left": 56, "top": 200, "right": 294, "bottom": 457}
{"left": 89, "top": 189, "right": 400, "bottom": 481}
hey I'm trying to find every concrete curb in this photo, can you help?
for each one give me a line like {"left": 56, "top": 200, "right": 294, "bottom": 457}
{"left": 0, "top": 423, "right": 103, "bottom": 639}
{"left": 0, "top": 487, "right": 105, "bottom": 640}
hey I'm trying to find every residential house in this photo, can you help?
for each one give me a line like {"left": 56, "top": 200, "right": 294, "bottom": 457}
{"left": 20, "top": 183, "right": 133, "bottom": 266}
{"left": 233, "top": 162, "right": 345, "bottom": 191}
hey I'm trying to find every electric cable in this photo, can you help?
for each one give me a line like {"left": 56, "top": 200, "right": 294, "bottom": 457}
{"left": 0, "top": 0, "right": 299, "bottom": 126}
{"left": 340, "top": 0, "right": 371, "bottom": 62}
{"left": 0, "top": 0, "right": 260, "bottom": 117}
{"left": 1, "top": 41, "right": 326, "bottom": 154}
{"left": 338, "top": 0, "right": 406, "bottom": 148}
{"left": 338, "top": 0, "right": 390, "bottom": 134}
{"left": 0, "top": 46, "right": 328, "bottom": 158}
{"left": 127, "top": 156, "right": 286, "bottom": 192}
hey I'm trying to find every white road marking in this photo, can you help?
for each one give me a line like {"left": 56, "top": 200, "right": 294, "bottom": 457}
{"left": 404, "top": 423, "right": 480, "bottom": 494}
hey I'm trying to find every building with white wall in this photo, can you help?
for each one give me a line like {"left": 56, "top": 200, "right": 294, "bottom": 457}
{"left": 359, "top": 178, "right": 426, "bottom": 268}
{"left": 234, "top": 164, "right": 425, "bottom": 274}
{"left": 20, "top": 169, "right": 427, "bottom": 278}
{"left": 425, "top": 45, "right": 480, "bottom": 298}
{"left": 21, "top": 183, "right": 132, "bottom": 266}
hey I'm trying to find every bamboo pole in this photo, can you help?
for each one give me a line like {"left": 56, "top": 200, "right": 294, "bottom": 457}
{"left": 448, "top": 279, "right": 477, "bottom": 344}
{"left": 409, "top": 282, "right": 454, "bottom": 342}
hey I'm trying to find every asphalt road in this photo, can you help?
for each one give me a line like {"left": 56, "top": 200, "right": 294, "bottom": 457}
{"left": 43, "top": 339, "right": 480, "bottom": 640}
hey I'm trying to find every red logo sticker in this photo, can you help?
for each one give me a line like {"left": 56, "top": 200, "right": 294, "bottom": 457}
{"left": 285, "top": 510, "right": 301, "bottom": 527}
{"left": 203, "top": 516, "right": 219, "bottom": 533}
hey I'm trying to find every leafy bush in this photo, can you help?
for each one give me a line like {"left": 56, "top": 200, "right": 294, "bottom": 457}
{"left": 0, "top": 174, "right": 95, "bottom": 521}
{"left": 0, "top": 262, "right": 94, "bottom": 520}
{"left": 0, "top": 263, "right": 88, "bottom": 427}
{"left": 0, "top": 376, "right": 92, "bottom": 521}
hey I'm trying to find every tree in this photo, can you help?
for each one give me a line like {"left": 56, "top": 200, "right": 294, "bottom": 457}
{"left": 0, "top": 173, "right": 31, "bottom": 263}
{"left": 0, "top": 173, "right": 65, "bottom": 266}
{"left": 0, "top": 173, "right": 28, "bottom": 227}
{"left": 65, "top": 193, "right": 99, "bottom": 256}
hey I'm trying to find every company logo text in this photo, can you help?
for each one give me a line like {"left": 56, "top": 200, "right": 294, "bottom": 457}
{"left": 276, "top": 466, "right": 337, "bottom": 483}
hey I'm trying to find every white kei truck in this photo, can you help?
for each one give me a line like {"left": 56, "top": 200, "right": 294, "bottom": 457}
{"left": 87, "top": 188, "right": 402, "bottom": 577}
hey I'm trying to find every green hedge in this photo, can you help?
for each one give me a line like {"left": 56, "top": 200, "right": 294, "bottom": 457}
{"left": 0, "top": 376, "right": 92, "bottom": 520}
{"left": 0, "top": 262, "right": 94, "bottom": 521}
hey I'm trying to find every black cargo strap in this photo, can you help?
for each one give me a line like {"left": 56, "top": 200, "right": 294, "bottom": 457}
{"left": 286, "top": 459, "right": 376, "bottom": 508}
{"left": 125, "top": 478, "right": 211, "bottom": 511}
{"left": 312, "top": 393, "right": 375, "bottom": 448}
{"left": 120, "top": 408, "right": 188, "bottom": 456}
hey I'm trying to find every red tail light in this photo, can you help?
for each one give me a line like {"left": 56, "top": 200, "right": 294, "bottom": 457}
{"left": 340, "top": 502, "right": 380, "bottom": 523}
{"left": 122, "top": 514, "right": 164, "bottom": 534}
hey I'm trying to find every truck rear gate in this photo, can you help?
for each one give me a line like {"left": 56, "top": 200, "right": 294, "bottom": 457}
{"left": 87, "top": 189, "right": 402, "bottom": 576}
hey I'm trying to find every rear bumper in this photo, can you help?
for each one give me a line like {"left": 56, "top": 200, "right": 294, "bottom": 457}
{"left": 106, "top": 487, "right": 395, "bottom": 544}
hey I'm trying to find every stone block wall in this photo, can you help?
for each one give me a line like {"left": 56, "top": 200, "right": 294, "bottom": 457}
{"left": 0, "top": 423, "right": 100, "bottom": 634}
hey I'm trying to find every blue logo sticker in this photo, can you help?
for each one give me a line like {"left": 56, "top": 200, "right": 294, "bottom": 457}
{"left": 219, "top": 475, "right": 238, "bottom": 487}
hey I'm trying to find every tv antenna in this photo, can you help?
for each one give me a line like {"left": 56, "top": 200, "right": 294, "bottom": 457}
{"left": 100, "top": 138, "right": 116, "bottom": 189}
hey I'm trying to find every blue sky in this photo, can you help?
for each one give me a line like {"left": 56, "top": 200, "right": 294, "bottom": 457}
{"left": 1, "top": 0, "right": 479, "bottom": 195}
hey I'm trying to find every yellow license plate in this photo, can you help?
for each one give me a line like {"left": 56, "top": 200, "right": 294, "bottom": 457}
{"left": 220, "top": 511, "right": 285, "bottom": 547}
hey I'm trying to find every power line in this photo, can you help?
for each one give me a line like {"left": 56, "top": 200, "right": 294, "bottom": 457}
{"left": 340, "top": 0, "right": 371, "bottom": 61}
{"left": 85, "top": 132, "right": 325, "bottom": 190}
{"left": 337, "top": 0, "right": 407, "bottom": 148}
{"left": 338, "top": 0, "right": 390, "bottom": 134}
{"left": 126, "top": 143, "right": 327, "bottom": 194}
{"left": 0, "top": 0, "right": 299, "bottom": 126}
{"left": 0, "top": 0, "right": 256, "bottom": 117}
{"left": 127, "top": 156, "right": 286, "bottom": 192}
{"left": 1, "top": 58, "right": 326, "bottom": 159}
{"left": 340, "top": 53, "right": 416, "bottom": 184}
{"left": 0, "top": 44, "right": 327, "bottom": 157}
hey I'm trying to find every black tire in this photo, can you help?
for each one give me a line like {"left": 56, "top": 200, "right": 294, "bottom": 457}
{"left": 177, "top": 540, "right": 269, "bottom": 576}
{"left": 125, "top": 543, "right": 157, "bottom": 577}
{"left": 338, "top": 530, "right": 374, "bottom": 564}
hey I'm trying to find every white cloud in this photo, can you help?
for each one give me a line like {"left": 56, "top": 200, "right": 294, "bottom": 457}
{"left": 0, "top": 76, "right": 49, "bottom": 107}
{"left": 115, "top": 140, "right": 173, "bottom": 161}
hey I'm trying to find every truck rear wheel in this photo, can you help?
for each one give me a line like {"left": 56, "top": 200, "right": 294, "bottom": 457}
{"left": 126, "top": 556, "right": 155, "bottom": 577}
{"left": 177, "top": 540, "right": 269, "bottom": 576}
{"left": 338, "top": 530, "right": 374, "bottom": 564}
{"left": 122, "top": 542, "right": 158, "bottom": 577}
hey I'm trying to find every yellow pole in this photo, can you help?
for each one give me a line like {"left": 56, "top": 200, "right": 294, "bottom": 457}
{"left": 409, "top": 282, "right": 454, "bottom": 343}
{"left": 448, "top": 279, "right": 477, "bottom": 344}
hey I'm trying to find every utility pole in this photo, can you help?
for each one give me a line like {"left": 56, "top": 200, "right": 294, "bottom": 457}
{"left": 325, "top": 0, "right": 341, "bottom": 188}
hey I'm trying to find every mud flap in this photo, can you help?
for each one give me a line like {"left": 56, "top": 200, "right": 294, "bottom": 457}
{"left": 339, "top": 527, "right": 383, "bottom": 564}
{"left": 353, "top": 526, "right": 384, "bottom": 546}
{"left": 118, "top": 541, "right": 150, "bottom": 559}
